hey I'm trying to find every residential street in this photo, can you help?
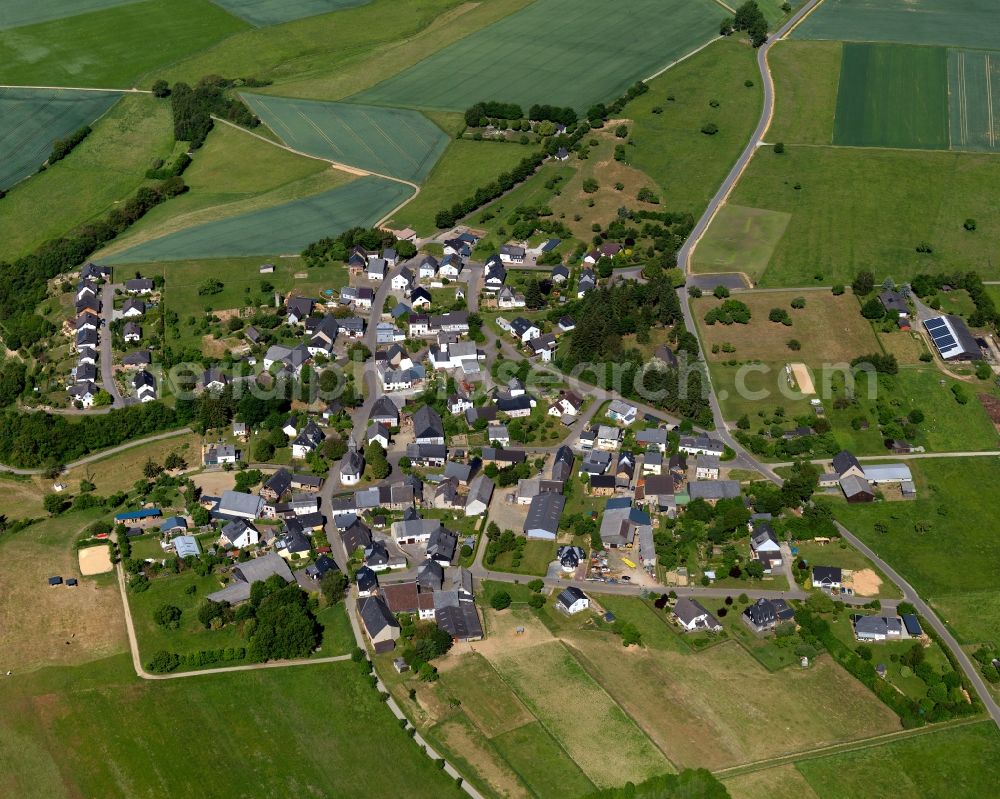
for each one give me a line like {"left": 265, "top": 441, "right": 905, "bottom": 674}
{"left": 100, "top": 281, "right": 124, "bottom": 408}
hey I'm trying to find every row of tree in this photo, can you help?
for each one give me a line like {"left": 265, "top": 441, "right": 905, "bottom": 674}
{"left": 48, "top": 125, "right": 92, "bottom": 165}
{"left": 168, "top": 76, "right": 260, "bottom": 149}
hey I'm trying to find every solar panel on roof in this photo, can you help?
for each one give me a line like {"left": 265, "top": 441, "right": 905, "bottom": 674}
{"left": 925, "top": 318, "right": 946, "bottom": 332}
{"left": 936, "top": 335, "right": 956, "bottom": 349}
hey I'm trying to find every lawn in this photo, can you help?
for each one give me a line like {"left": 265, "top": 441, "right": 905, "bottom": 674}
{"left": 101, "top": 176, "right": 412, "bottom": 263}
{"left": 794, "top": 721, "right": 1000, "bottom": 799}
{"left": 438, "top": 652, "right": 533, "bottom": 737}
{"left": 708, "top": 360, "right": 812, "bottom": 421}
{"left": 62, "top": 432, "right": 201, "bottom": 497}
{"left": 387, "top": 140, "right": 530, "bottom": 235}
{"left": 0, "top": 654, "right": 464, "bottom": 798}
{"left": 0, "top": 89, "right": 121, "bottom": 191}
{"left": 818, "top": 457, "right": 1000, "bottom": 647}
{"left": 355, "top": 0, "right": 722, "bottom": 113}
{"left": 0, "top": 94, "right": 174, "bottom": 262}
{"left": 94, "top": 122, "right": 348, "bottom": 258}
{"left": 0, "top": 0, "right": 248, "bottom": 88}
{"left": 834, "top": 43, "right": 949, "bottom": 150}
{"left": 690, "top": 205, "right": 789, "bottom": 279}
{"left": 211, "top": 0, "right": 369, "bottom": 27}
{"left": 791, "top": 540, "right": 901, "bottom": 599}
{"left": 693, "top": 290, "right": 878, "bottom": 365}
{"left": 721, "top": 145, "right": 1000, "bottom": 286}
{"left": 792, "top": 0, "right": 1000, "bottom": 51}
{"left": 0, "top": 0, "right": 141, "bottom": 29}
{"left": 948, "top": 48, "right": 1000, "bottom": 152}
{"left": 491, "top": 720, "right": 596, "bottom": 798}
{"left": 768, "top": 40, "right": 842, "bottom": 145}
{"left": 625, "top": 36, "right": 764, "bottom": 218}
{"left": 467, "top": 165, "right": 576, "bottom": 247}
{"left": 241, "top": 94, "right": 449, "bottom": 183}
{"left": 491, "top": 540, "right": 555, "bottom": 577}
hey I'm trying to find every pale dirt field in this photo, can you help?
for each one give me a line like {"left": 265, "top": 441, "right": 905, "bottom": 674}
{"left": 790, "top": 362, "right": 816, "bottom": 394}
{"left": 845, "top": 568, "right": 882, "bottom": 597}
{"left": 724, "top": 764, "right": 821, "bottom": 799}
{"left": 78, "top": 545, "right": 113, "bottom": 576}
{"left": 191, "top": 470, "right": 239, "bottom": 495}
{"left": 434, "top": 717, "right": 530, "bottom": 799}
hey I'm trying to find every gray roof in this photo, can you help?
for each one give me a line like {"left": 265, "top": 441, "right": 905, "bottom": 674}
{"left": 673, "top": 597, "right": 716, "bottom": 626}
{"left": 359, "top": 595, "right": 399, "bottom": 637}
{"left": 524, "top": 493, "right": 565, "bottom": 536}
{"left": 466, "top": 474, "right": 494, "bottom": 509}
{"left": 208, "top": 553, "right": 292, "bottom": 604}
{"left": 557, "top": 586, "right": 587, "bottom": 609}
{"left": 687, "top": 480, "right": 740, "bottom": 500}
{"left": 413, "top": 405, "right": 444, "bottom": 441}
{"left": 839, "top": 474, "right": 873, "bottom": 497}
{"left": 218, "top": 491, "right": 263, "bottom": 518}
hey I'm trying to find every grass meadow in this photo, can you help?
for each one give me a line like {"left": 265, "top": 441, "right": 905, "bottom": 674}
{"left": 819, "top": 457, "right": 1000, "bottom": 647}
{"left": 0, "top": 0, "right": 141, "bottom": 30}
{"left": 768, "top": 40, "right": 842, "bottom": 145}
{"left": 690, "top": 204, "right": 789, "bottom": 279}
{"left": 834, "top": 43, "right": 949, "bottom": 149}
{"left": 355, "top": 0, "right": 721, "bottom": 112}
{"left": 241, "top": 94, "right": 449, "bottom": 182}
{"left": 101, "top": 176, "right": 412, "bottom": 263}
{"left": 0, "top": 653, "right": 463, "bottom": 798}
{"left": 490, "top": 540, "right": 555, "bottom": 577}
{"left": 0, "top": 0, "right": 248, "bottom": 88}
{"left": 0, "top": 95, "right": 174, "bottom": 262}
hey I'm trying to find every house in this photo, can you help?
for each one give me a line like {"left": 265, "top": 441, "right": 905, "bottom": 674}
{"left": 673, "top": 597, "right": 722, "bottom": 632}
{"left": 557, "top": 315, "right": 576, "bottom": 333}
{"left": 364, "top": 540, "right": 391, "bottom": 571}
{"left": 132, "top": 369, "right": 156, "bottom": 402}
{"left": 924, "top": 314, "right": 982, "bottom": 360}
{"left": 418, "top": 255, "right": 439, "bottom": 279}
{"left": 554, "top": 146, "right": 570, "bottom": 161}
{"left": 481, "top": 447, "right": 526, "bottom": 467}
{"left": 367, "top": 258, "right": 388, "bottom": 281}
{"left": 557, "top": 545, "right": 586, "bottom": 572}
{"left": 434, "top": 584, "right": 484, "bottom": 642}
{"left": 599, "top": 498, "right": 655, "bottom": 567}
{"left": 203, "top": 444, "right": 239, "bottom": 466}
{"left": 695, "top": 454, "right": 720, "bottom": 480}
{"left": 305, "top": 315, "right": 340, "bottom": 357}
{"left": 596, "top": 425, "right": 621, "bottom": 451}
{"left": 580, "top": 450, "right": 612, "bottom": 477}
{"left": 406, "top": 443, "right": 447, "bottom": 467}
{"left": 207, "top": 552, "right": 293, "bottom": 604}
{"left": 69, "top": 381, "right": 98, "bottom": 407}
{"left": 410, "top": 286, "right": 432, "bottom": 308}
{"left": 340, "top": 517, "right": 373, "bottom": 554}
{"left": 550, "top": 391, "right": 584, "bottom": 418}
{"left": 615, "top": 451, "right": 636, "bottom": 487}
{"left": 417, "top": 559, "right": 445, "bottom": 592}
{"left": 832, "top": 450, "right": 865, "bottom": 480}
{"left": 121, "top": 297, "right": 145, "bottom": 318}
{"left": 340, "top": 447, "right": 364, "bottom": 486}
{"left": 863, "top": 463, "right": 913, "bottom": 485}
{"left": 75, "top": 295, "right": 101, "bottom": 316}
{"left": 77, "top": 346, "right": 97, "bottom": 366}
{"left": 742, "top": 598, "right": 795, "bottom": 632}
{"left": 496, "top": 395, "right": 533, "bottom": 418}
{"left": 551, "top": 445, "right": 575, "bottom": 483}
{"left": 550, "top": 264, "right": 569, "bottom": 284}
{"left": 879, "top": 289, "right": 909, "bottom": 317}
{"left": 427, "top": 525, "right": 458, "bottom": 566}
{"left": 304, "top": 555, "right": 339, "bottom": 583}
{"left": 74, "top": 362, "right": 97, "bottom": 384}
{"left": 523, "top": 493, "right": 565, "bottom": 540}
{"left": 291, "top": 420, "right": 325, "bottom": 459}
{"left": 902, "top": 614, "right": 923, "bottom": 637}
{"left": 359, "top": 595, "right": 401, "bottom": 653}
{"left": 276, "top": 526, "right": 311, "bottom": 560}
{"left": 367, "top": 422, "right": 391, "bottom": 449}
{"left": 413, "top": 405, "right": 445, "bottom": 445}
{"left": 483, "top": 256, "right": 507, "bottom": 290}
{"left": 125, "top": 277, "right": 154, "bottom": 294}
{"left": 219, "top": 519, "right": 260, "bottom": 550}
{"left": 369, "top": 396, "right": 400, "bottom": 427}
{"left": 606, "top": 400, "right": 637, "bottom": 425}
{"left": 262, "top": 343, "right": 311, "bottom": 375}
{"left": 640, "top": 474, "right": 676, "bottom": 514}
{"left": 528, "top": 333, "right": 556, "bottom": 361}
{"left": 812, "top": 565, "right": 843, "bottom": 589}
{"left": 652, "top": 345, "right": 678, "bottom": 368}
{"left": 487, "top": 423, "right": 510, "bottom": 447}
{"left": 636, "top": 428, "right": 668, "bottom": 453}
{"left": 577, "top": 269, "right": 596, "bottom": 297}
{"left": 588, "top": 475, "right": 617, "bottom": 496}
{"left": 840, "top": 474, "right": 875, "bottom": 503}
{"left": 201, "top": 368, "right": 228, "bottom": 393}
{"left": 438, "top": 254, "right": 464, "bottom": 279}
{"left": 382, "top": 247, "right": 398, "bottom": 267}
{"left": 499, "top": 244, "right": 525, "bottom": 264}
{"left": 262, "top": 469, "right": 293, "bottom": 501}
{"left": 81, "top": 262, "right": 112, "bottom": 282}
{"left": 497, "top": 286, "right": 526, "bottom": 310}
{"left": 750, "top": 521, "right": 782, "bottom": 573}
{"left": 688, "top": 480, "right": 741, "bottom": 502}
{"left": 556, "top": 586, "right": 590, "bottom": 615}
{"left": 75, "top": 313, "right": 99, "bottom": 334}
{"left": 465, "top": 474, "right": 494, "bottom": 516}
{"left": 286, "top": 296, "right": 315, "bottom": 326}
{"left": 122, "top": 321, "right": 142, "bottom": 343}
{"left": 217, "top": 490, "right": 263, "bottom": 520}
{"left": 391, "top": 516, "right": 441, "bottom": 546}
{"left": 854, "top": 615, "right": 903, "bottom": 642}
{"left": 678, "top": 435, "right": 725, "bottom": 457}
{"left": 356, "top": 565, "right": 379, "bottom": 597}
{"left": 509, "top": 317, "right": 540, "bottom": 343}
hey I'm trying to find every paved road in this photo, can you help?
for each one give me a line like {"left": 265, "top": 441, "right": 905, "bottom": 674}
{"left": 0, "top": 427, "right": 193, "bottom": 475}
{"left": 770, "top": 451, "right": 1000, "bottom": 469}
{"left": 100, "top": 282, "right": 125, "bottom": 408}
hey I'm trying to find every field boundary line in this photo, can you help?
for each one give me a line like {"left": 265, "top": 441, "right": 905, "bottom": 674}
{"left": 644, "top": 36, "right": 722, "bottom": 84}
{"left": 781, "top": 0, "right": 828, "bottom": 39}
{"left": 0, "top": 84, "right": 151, "bottom": 93}
{"left": 714, "top": 716, "right": 985, "bottom": 778}
{"left": 210, "top": 115, "right": 421, "bottom": 227}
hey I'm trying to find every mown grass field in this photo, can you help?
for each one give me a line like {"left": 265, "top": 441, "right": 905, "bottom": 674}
{"left": 610, "top": 35, "right": 763, "bottom": 219}
{"left": 693, "top": 290, "right": 878, "bottom": 365}
{"left": 95, "top": 122, "right": 350, "bottom": 258}
{"left": 0, "top": 0, "right": 248, "bottom": 88}
{"left": 102, "top": 176, "right": 412, "bottom": 263}
{"left": 819, "top": 457, "right": 1000, "bottom": 647}
{"left": 490, "top": 540, "right": 555, "bottom": 577}
{"left": 715, "top": 145, "right": 1000, "bottom": 286}
{"left": 0, "top": 654, "right": 464, "bottom": 798}
{"left": 241, "top": 94, "right": 449, "bottom": 182}
{"left": 0, "top": 94, "right": 174, "bottom": 262}
{"left": 768, "top": 40, "right": 842, "bottom": 145}
{"left": 948, "top": 48, "right": 1000, "bottom": 152}
{"left": 691, "top": 204, "right": 791, "bottom": 277}
{"left": 355, "top": 0, "right": 721, "bottom": 112}
{"left": 0, "top": 0, "right": 141, "bottom": 30}
{"left": 387, "top": 140, "right": 530, "bottom": 235}
{"left": 0, "top": 88, "right": 120, "bottom": 190}
{"left": 792, "top": 0, "right": 1000, "bottom": 51}
{"left": 834, "top": 43, "right": 949, "bottom": 149}
{"left": 212, "top": 0, "right": 369, "bottom": 27}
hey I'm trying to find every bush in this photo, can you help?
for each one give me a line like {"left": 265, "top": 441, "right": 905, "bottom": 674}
{"left": 490, "top": 590, "right": 512, "bottom": 610}
{"left": 49, "top": 126, "right": 92, "bottom": 165}
{"left": 528, "top": 594, "right": 546, "bottom": 609}
{"left": 153, "top": 604, "right": 182, "bottom": 629}
{"left": 787, "top": 339, "right": 801, "bottom": 351}
{"left": 700, "top": 123, "right": 719, "bottom": 135}
{"left": 527, "top": 578, "right": 544, "bottom": 592}
{"left": 147, "top": 650, "right": 180, "bottom": 673}
{"left": 774, "top": 142, "right": 785, "bottom": 154}
{"left": 832, "top": 284, "right": 845, "bottom": 295}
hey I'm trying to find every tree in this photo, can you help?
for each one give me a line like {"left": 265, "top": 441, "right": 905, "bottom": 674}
{"left": 153, "top": 604, "right": 182, "bottom": 629}
{"left": 147, "top": 650, "right": 179, "bottom": 673}
{"left": 713, "top": 285, "right": 730, "bottom": 299}
{"left": 321, "top": 570, "right": 348, "bottom": 605}
{"left": 164, "top": 451, "right": 186, "bottom": 471}
{"left": 582, "top": 178, "right": 599, "bottom": 193}
{"left": 745, "top": 560, "right": 765, "bottom": 579}
{"left": 701, "top": 123, "right": 719, "bottom": 135}
{"left": 528, "top": 594, "right": 545, "bottom": 609}
{"left": 964, "top": 218, "right": 977, "bottom": 231}
{"left": 151, "top": 79, "right": 170, "bottom": 98}
{"left": 253, "top": 438, "right": 275, "bottom": 461}
{"left": 768, "top": 307, "right": 792, "bottom": 325}
{"left": 490, "top": 590, "right": 512, "bottom": 610}
{"left": 524, "top": 280, "right": 544, "bottom": 310}
{"left": 774, "top": 142, "right": 785, "bottom": 154}
{"left": 860, "top": 297, "right": 886, "bottom": 320}
{"left": 143, "top": 458, "right": 162, "bottom": 479}
{"left": 720, "top": 16, "right": 735, "bottom": 35}
{"left": 527, "top": 578, "right": 544, "bottom": 592}
{"left": 852, "top": 270, "right": 875, "bottom": 295}
{"left": 43, "top": 493, "right": 65, "bottom": 516}
{"left": 787, "top": 339, "right": 801, "bottom": 351}
{"left": 365, "top": 441, "right": 390, "bottom": 480}
{"left": 614, "top": 124, "right": 629, "bottom": 138}
{"left": 790, "top": 296, "right": 806, "bottom": 309}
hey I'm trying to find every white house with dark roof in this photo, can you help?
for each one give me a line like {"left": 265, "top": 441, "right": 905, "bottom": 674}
{"left": 556, "top": 586, "right": 589, "bottom": 615}
{"left": 673, "top": 597, "right": 722, "bottom": 632}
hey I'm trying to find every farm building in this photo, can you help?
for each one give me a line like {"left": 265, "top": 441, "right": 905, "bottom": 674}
{"left": 923, "top": 315, "right": 980, "bottom": 361}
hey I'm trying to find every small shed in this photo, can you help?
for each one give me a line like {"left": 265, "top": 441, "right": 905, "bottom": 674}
{"left": 66, "top": 578, "right": 78, "bottom": 587}
{"left": 48, "top": 576, "right": 63, "bottom": 586}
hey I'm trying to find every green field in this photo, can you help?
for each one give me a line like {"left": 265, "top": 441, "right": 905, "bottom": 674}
{"left": 793, "top": 0, "right": 1000, "bottom": 51}
{"left": 355, "top": 0, "right": 721, "bottom": 112}
{"left": 820, "top": 457, "right": 1000, "bottom": 647}
{"left": 768, "top": 40, "right": 842, "bottom": 145}
{"left": 0, "top": 88, "right": 120, "bottom": 190}
{"left": 387, "top": 140, "right": 530, "bottom": 235}
{"left": 490, "top": 540, "right": 555, "bottom": 577}
{"left": 95, "top": 121, "right": 350, "bottom": 258}
{"left": 948, "top": 48, "right": 1000, "bottom": 152}
{"left": 0, "top": 654, "right": 463, "bottom": 798}
{"left": 101, "top": 176, "right": 412, "bottom": 262}
{"left": 242, "top": 94, "right": 449, "bottom": 182}
{"left": 712, "top": 144, "right": 1000, "bottom": 286}
{"left": 623, "top": 35, "right": 764, "bottom": 219}
{"left": 0, "top": 0, "right": 141, "bottom": 29}
{"left": 491, "top": 720, "right": 597, "bottom": 797}
{"left": 691, "top": 204, "right": 791, "bottom": 277}
{"left": 212, "top": 0, "right": 369, "bottom": 27}
{"left": 0, "top": 0, "right": 248, "bottom": 88}
{"left": 0, "top": 94, "right": 174, "bottom": 262}
{"left": 834, "top": 43, "right": 949, "bottom": 149}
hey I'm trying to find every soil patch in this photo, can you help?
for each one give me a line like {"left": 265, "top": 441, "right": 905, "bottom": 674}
{"left": 78, "top": 545, "right": 113, "bottom": 576}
